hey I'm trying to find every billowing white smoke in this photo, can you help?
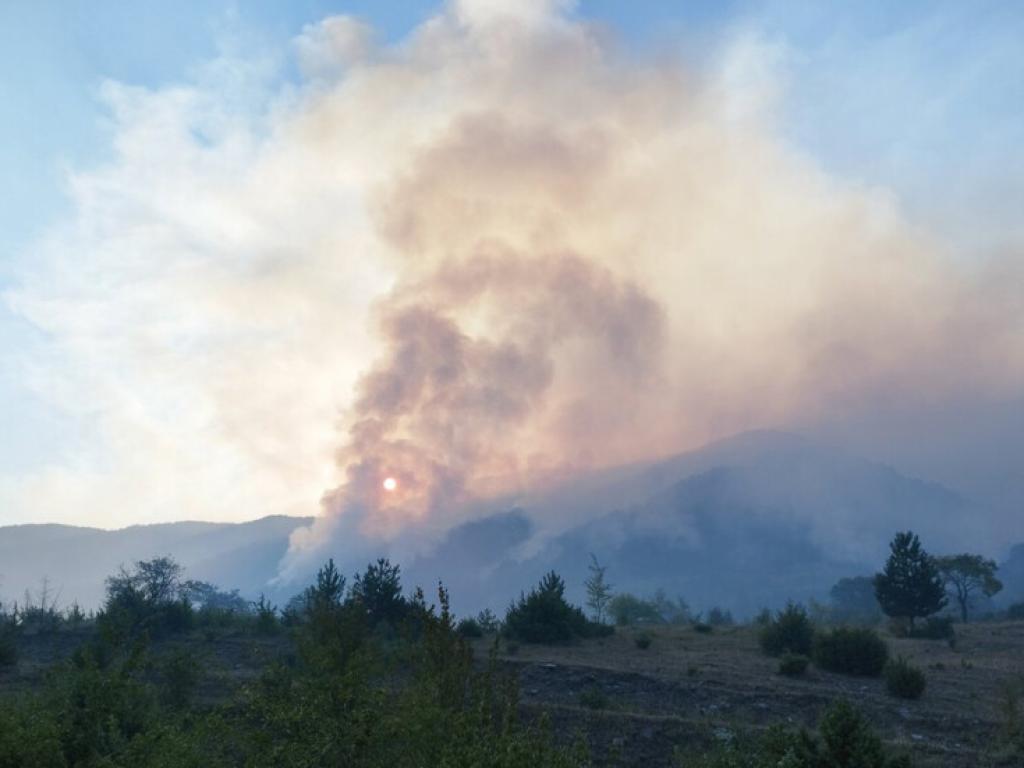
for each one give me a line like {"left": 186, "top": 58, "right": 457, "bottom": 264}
{"left": 5, "top": 1, "right": 1022, "bottom": 573}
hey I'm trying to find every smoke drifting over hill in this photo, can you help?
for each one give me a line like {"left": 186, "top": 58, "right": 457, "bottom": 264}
{"left": 5, "top": 1, "right": 1022, "bottom": 573}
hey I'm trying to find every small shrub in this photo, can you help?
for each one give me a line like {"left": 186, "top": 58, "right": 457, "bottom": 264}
{"left": 692, "top": 621, "right": 713, "bottom": 634}
{"left": 457, "top": 617, "right": 483, "bottom": 638}
{"left": 253, "top": 594, "right": 278, "bottom": 635}
{"left": 911, "top": 615, "right": 955, "bottom": 640}
{"left": 505, "top": 640, "right": 520, "bottom": 656}
{"left": 778, "top": 653, "right": 809, "bottom": 677}
{"left": 813, "top": 627, "right": 889, "bottom": 677}
{"left": 579, "top": 684, "right": 609, "bottom": 710}
{"left": 687, "top": 664, "right": 699, "bottom": 677}
{"left": 759, "top": 602, "right": 814, "bottom": 657}
{"left": 884, "top": 656, "right": 926, "bottom": 699}
{"left": 1007, "top": 603, "right": 1024, "bottom": 621}
{"left": 634, "top": 632, "right": 652, "bottom": 649}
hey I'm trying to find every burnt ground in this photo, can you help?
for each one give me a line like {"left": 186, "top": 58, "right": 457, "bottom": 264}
{"left": 472, "top": 622, "right": 1024, "bottom": 767}
{"left": 3, "top": 621, "right": 1023, "bottom": 766}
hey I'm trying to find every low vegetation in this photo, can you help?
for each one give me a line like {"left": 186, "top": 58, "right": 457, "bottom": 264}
{"left": 884, "top": 656, "right": 927, "bottom": 699}
{"left": 0, "top": 527, "right": 1017, "bottom": 766}
{"left": 759, "top": 602, "right": 815, "bottom": 657}
{"left": 504, "top": 571, "right": 611, "bottom": 644}
{"left": 813, "top": 627, "right": 890, "bottom": 677}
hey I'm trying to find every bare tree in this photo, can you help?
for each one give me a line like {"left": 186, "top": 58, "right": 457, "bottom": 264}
{"left": 584, "top": 554, "right": 613, "bottom": 624}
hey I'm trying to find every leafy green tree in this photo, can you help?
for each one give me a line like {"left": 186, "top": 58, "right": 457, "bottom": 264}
{"left": 584, "top": 554, "right": 613, "bottom": 624}
{"left": 874, "top": 531, "right": 946, "bottom": 630}
{"left": 935, "top": 553, "right": 1002, "bottom": 623}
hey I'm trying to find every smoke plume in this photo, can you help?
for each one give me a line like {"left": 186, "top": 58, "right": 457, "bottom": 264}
{"left": 5, "top": 1, "right": 1021, "bottom": 568}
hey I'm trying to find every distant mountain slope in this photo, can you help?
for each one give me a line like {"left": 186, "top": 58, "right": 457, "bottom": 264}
{"left": 0, "top": 431, "right": 1011, "bottom": 617}
{"left": 0, "top": 516, "right": 310, "bottom": 610}
{"left": 406, "top": 431, "right": 998, "bottom": 617}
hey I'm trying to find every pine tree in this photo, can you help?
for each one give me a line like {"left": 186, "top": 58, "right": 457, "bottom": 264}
{"left": 874, "top": 531, "right": 946, "bottom": 630}
{"left": 584, "top": 554, "right": 613, "bottom": 624}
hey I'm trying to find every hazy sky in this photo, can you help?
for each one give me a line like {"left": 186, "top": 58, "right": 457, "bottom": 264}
{"left": 1, "top": 0, "right": 1021, "bottom": 530}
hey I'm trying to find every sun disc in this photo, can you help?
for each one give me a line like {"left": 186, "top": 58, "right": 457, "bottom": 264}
{"left": 382, "top": 477, "right": 397, "bottom": 492}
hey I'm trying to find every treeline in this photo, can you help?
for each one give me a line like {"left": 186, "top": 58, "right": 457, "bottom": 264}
{"left": 0, "top": 551, "right": 933, "bottom": 767}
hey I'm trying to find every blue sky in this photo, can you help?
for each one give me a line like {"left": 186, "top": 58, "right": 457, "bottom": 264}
{"left": 1, "top": 1, "right": 1021, "bottom": 528}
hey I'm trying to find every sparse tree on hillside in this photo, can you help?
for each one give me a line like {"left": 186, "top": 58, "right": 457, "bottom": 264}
{"left": 584, "top": 554, "right": 613, "bottom": 624}
{"left": 936, "top": 554, "right": 1002, "bottom": 623}
{"left": 874, "top": 531, "right": 946, "bottom": 630}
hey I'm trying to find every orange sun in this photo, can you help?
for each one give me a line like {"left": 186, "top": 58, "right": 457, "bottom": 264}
{"left": 382, "top": 477, "right": 398, "bottom": 492}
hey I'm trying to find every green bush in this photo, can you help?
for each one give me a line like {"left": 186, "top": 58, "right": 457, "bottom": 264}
{"left": 778, "top": 653, "right": 809, "bottom": 677}
{"left": 692, "top": 621, "right": 713, "bottom": 634}
{"left": 813, "top": 627, "right": 889, "bottom": 677}
{"left": 759, "top": 602, "right": 814, "bottom": 657}
{"left": 910, "top": 615, "right": 955, "bottom": 640}
{"left": 884, "top": 656, "right": 926, "bottom": 699}
{"left": 504, "top": 572, "right": 611, "bottom": 644}
{"left": 675, "top": 699, "right": 910, "bottom": 767}
{"left": 456, "top": 617, "right": 483, "bottom": 638}
{"left": 634, "top": 632, "right": 652, "bottom": 649}
{"left": 1008, "top": 603, "right": 1024, "bottom": 621}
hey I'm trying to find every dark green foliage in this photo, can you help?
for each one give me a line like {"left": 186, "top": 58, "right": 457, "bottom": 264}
{"left": 476, "top": 608, "right": 500, "bottom": 633}
{"left": 884, "top": 656, "right": 926, "bottom": 699}
{"left": 778, "top": 653, "right": 809, "bottom": 677}
{"left": 1009, "top": 602, "right": 1024, "bottom": 621}
{"left": 813, "top": 627, "right": 889, "bottom": 677}
{"left": 0, "top": 634, "right": 15, "bottom": 671}
{"left": 634, "top": 632, "right": 653, "bottom": 649}
{"left": 504, "top": 571, "right": 611, "bottom": 644}
{"left": 830, "top": 576, "right": 883, "bottom": 624}
{"left": 608, "top": 592, "right": 665, "bottom": 625}
{"left": 759, "top": 602, "right": 814, "bottom": 657}
{"left": 874, "top": 531, "right": 947, "bottom": 629}
{"left": 692, "top": 621, "right": 713, "bottom": 634}
{"left": 0, "top": 562, "right": 588, "bottom": 768}
{"left": 909, "top": 615, "right": 954, "bottom": 640}
{"left": 456, "top": 617, "right": 483, "bottom": 637}
{"left": 253, "top": 593, "right": 279, "bottom": 635}
{"left": 675, "top": 699, "right": 908, "bottom": 767}
{"left": 99, "top": 556, "right": 195, "bottom": 640}
{"left": 160, "top": 648, "right": 201, "bottom": 709}
{"left": 351, "top": 558, "right": 407, "bottom": 626}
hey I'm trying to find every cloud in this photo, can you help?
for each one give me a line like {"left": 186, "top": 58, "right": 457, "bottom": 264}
{"left": 3, "top": 2, "right": 1021, "bottom": 573}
